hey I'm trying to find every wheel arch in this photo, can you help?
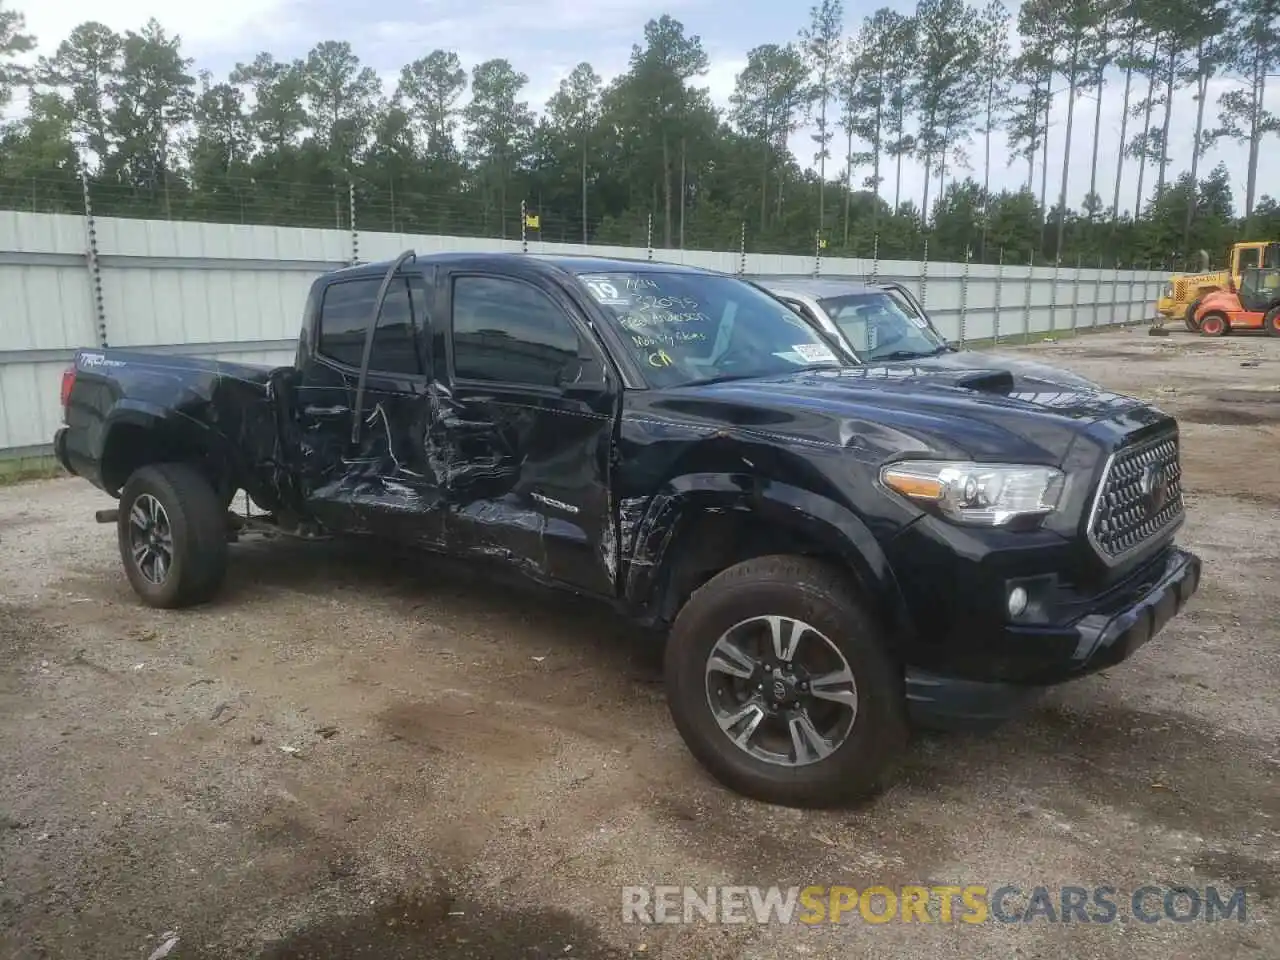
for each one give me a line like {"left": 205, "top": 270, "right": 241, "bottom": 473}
{"left": 99, "top": 403, "right": 236, "bottom": 500}
{"left": 1194, "top": 290, "right": 1238, "bottom": 321}
{"left": 623, "top": 473, "right": 915, "bottom": 645}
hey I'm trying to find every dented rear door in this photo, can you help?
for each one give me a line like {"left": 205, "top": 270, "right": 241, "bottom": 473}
{"left": 296, "top": 270, "right": 446, "bottom": 545}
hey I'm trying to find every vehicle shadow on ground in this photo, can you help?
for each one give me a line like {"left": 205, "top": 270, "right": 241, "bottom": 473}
{"left": 221, "top": 532, "right": 667, "bottom": 678}
{"left": 211, "top": 535, "right": 1278, "bottom": 905}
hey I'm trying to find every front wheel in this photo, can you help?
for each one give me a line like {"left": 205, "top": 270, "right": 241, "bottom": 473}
{"left": 1183, "top": 300, "right": 1202, "bottom": 332}
{"left": 664, "top": 555, "right": 908, "bottom": 808}
{"left": 117, "top": 462, "right": 229, "bottom": 608}
{"left": 1265, "top": 307, "right": 1280, "bottom": 338}
{"left": 1199, "top": 312, "right": 1229, "bottom": 337}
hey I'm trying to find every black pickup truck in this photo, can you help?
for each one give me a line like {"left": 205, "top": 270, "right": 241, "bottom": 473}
{"left": 54, "top": 251, "right": 1201, "bottom": 807}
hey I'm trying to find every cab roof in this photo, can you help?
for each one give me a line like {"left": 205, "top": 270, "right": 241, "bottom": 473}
{"left": 326, "top": 250, "right": 725, "bottom": 281}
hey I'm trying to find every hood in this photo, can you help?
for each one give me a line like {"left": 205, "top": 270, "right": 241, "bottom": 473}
{"left": 644, "top": 355, "right": 1170, "bottom": 466}
{"left": 902, "top": 348, "right": 1103, "bottom": 391}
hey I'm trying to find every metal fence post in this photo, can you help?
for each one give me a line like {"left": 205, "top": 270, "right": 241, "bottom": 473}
{"left": 739, "top": 221, "right": 747, "bottom": 276}
{"left": 813, "top": 229, "right": 822, "bottom": 278}
{"left": 646, "top": 213, "right": 653, "bottom": 262}
{"left": 1126, "top": 263, "right": 1137, "bottom": 325}
{"left": 1049, "top": 257, "right": 1061, "bottom": 334}
{"left": 919, "top": 237, "right": 930, "bottom": 308}
{"left": 871, "top": 234, "right": 880, "bottom": 283}
{"left": 1070, "top": 253, "right": 1082, "bottom": 334}
{"left": 1093, "top": 255, "right": 1102, "bottom": 328}
{"left": 1024, "top": 251, "right": 1034, "bottom": 343}
{"left": 521, "top": 199, "right": 528, "bottom": 254}
{"left": 959, "top": 245, "right": 971, "bottom": 348}
{"left": 993, "top": 247, "right": 1004, "bottom": 346}
{"left": 1110, "top": 259, "right": 1120, "bottom": 326}
{"left": 349, "top": 180, "right": 359, "bottom": 265}
{"left": 1143, "top": 259, "right": 1152, "bottom": 320}
{"left": 79, "top": 164, "right": 108, "bottom": 348}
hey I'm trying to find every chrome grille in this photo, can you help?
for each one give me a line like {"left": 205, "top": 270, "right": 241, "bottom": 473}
{"left": 1087, "top": 433, "right": 1184, "bottom": 562}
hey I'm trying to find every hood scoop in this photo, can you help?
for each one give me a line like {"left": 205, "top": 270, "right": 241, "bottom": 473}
{"left": 952, "top": 368, "right": 1016, "bottom": 395}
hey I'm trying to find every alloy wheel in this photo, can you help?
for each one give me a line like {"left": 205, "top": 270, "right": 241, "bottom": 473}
{"left": 704, "top": 615, "right": 859, "bottom": 767}
{"left": 128, "top": 493, "right": 173, "bottom": 585}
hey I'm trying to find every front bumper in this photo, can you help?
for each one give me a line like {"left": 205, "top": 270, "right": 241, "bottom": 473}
{"left": 906, "top": 546, "right": 1201, "bottom": 727}
{"left": 1156, "top": 296, "right": 1177, "bottom": 318}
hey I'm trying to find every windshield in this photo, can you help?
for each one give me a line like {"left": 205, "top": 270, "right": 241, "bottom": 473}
{"left": 819, "top": 291, "right": 946, "bottom": 361}
{"left": 574, "top": 271, "right": 845, "bottom": 387}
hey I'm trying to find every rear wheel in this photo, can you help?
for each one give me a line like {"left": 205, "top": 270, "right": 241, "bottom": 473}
{"left": 117, "top": 462, "right": 229, "bottom": 608}
{"left": 1199, "top": 312, "right": 1228, "bottom": 337}
{"left": 664, "top": 555, "right": 908, "bottom": 808}
{"left": 1265, "top": 307, "right": 1280, "bottom": 338}
{"left": 1183, "top": 300, "right": 1202, "bottom": 332}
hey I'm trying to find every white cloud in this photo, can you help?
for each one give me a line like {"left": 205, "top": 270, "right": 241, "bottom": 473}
{"left": 701, "top": 52, "right": 745, "bottom": 110}
{"left": 362, "top": 0, "right": 703, "bottom": 56}
{"left": 15, "top": 0, "right": 295, "bottom": 58}
{"left": 8, "top": 0, "right": 1278, "bottom": 221}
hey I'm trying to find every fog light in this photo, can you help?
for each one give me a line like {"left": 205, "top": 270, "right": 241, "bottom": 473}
{"left": 1008, "top": 586, "right": 1028, "bottom": 618}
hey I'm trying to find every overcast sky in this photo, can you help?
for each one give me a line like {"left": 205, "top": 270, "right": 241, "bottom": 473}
{"left": 11, "top": 0, "right": 1279, "bottom": 219}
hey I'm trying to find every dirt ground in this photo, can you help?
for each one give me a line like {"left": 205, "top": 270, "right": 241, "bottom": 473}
{"left": 1, "top": 327, "right": 1277, "bottom": 960}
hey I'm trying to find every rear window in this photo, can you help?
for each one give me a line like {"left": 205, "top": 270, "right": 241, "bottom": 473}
{"left": 317, "top": 276, "right": 428, "bottom": 375}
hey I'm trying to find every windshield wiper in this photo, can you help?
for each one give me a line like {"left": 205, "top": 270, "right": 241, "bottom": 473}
{"left": 870, "top": 344, "right": 951, "bottom": 362}
{"left": 683, "top": 364, "right": 838, "bottom": 387}
{"left": 681, "top": 371, "right": 768, "bottom": 387}
{"left": 870, "top": 349, "right": 934, "bottom": 362}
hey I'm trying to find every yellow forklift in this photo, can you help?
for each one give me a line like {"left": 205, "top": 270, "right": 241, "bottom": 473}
{"left": 1154, "top": 241, "right": 1279, "bottom": 331}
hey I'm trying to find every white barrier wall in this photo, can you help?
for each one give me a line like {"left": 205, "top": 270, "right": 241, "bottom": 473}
{"left": 0, "top": 211, "right": 1165, "bottom": 458}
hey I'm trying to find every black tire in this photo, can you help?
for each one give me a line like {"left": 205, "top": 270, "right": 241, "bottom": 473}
{"left": 117, "top": 462, "right": 229, "bottom": 609}
{"left": 1183, "top": 300, "right": 1202, "bottom": 332}
{"left": 1265, "top": 306, "right": 1280, "bottom": 338}
{"left": 1199, "top": 312, "right": 1229, "bottom": 337}
{"left": 664, "top": 555, "right": 908, "bottom": 808}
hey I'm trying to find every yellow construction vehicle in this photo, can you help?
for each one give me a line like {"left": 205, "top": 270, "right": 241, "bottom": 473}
{"left": 1155, "top": 241, "right": 1279, "bottom": 331}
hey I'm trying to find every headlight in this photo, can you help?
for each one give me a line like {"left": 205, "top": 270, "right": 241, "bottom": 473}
{"left": 879, "top": 460, "right": 1066, "bottom": 527}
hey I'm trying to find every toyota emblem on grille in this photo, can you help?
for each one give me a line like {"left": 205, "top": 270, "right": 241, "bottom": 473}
{"left": 1140, "top": 462, "right": 1170, "bottom": 514}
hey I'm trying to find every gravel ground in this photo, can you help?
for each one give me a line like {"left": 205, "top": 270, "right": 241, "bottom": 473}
{"left": 0, "top": 328, "right": 1277, "bottom": 960}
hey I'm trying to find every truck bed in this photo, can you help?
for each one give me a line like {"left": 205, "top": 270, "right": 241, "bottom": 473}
{"left": 57, "top": 348, "right": 296, "bottom": 510}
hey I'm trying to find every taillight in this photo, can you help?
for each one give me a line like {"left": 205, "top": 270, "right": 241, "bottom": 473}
{"left": 60, "top": 365, "right": 76, "bottom": 410}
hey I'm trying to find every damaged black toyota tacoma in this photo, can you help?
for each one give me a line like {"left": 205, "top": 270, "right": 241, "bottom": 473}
{"left": 54, "top": 251, "right": 1201, "bottom": 807}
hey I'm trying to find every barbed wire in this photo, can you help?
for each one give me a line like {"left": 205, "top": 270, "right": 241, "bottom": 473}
{"left": 0, "top": 173, "right": 1197, "bottom": 271}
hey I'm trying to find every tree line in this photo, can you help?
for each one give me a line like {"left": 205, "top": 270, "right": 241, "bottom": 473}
{"left": 0, "top": 0, "right": 1277, "bottom": 268}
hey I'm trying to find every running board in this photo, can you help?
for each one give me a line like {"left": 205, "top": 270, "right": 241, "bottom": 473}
{"left": 95, "top": 508, "right": 119, "bottom": 524}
